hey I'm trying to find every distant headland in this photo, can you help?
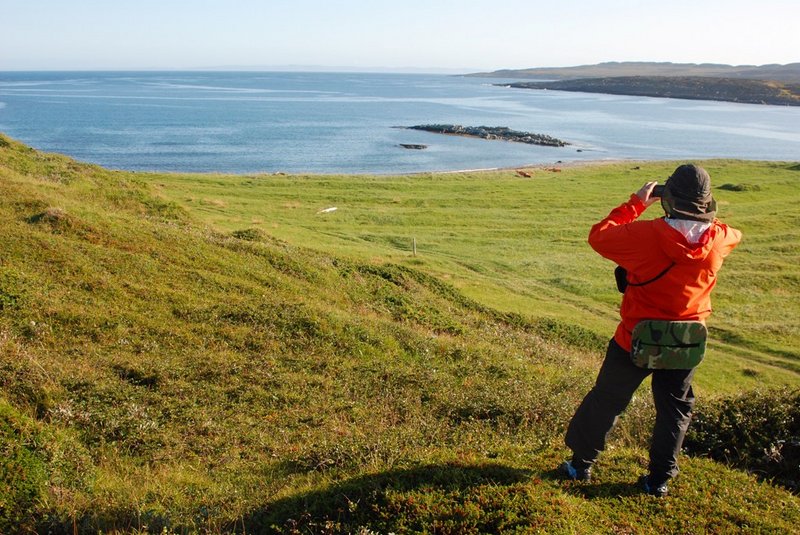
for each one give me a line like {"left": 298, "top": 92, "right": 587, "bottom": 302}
{"left": 468, "top": 62, "right": 800, "bottom": 106}
{"left": 467, "top": 61, "right": 800, "bottom": 82}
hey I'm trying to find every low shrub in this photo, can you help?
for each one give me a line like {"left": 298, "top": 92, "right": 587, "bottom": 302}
{"left": 685, "top": 388, "right": 800, "bottom": 491}
{"left": 0, "top": 402, "right": 47, "bottom": 532}
{"left": 230, "top": 227, "right": 265, "bottom": 241}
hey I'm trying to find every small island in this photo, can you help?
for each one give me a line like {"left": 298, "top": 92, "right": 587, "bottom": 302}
{"left": 406, "top": 124, "right": 569, "bottom": 147}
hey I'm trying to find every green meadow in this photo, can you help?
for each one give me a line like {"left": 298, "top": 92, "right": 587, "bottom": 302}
{"left": 1, "top": 133, "right": 798, "bottom": 533}
{"left": 152, "top": 159, "right": 800, "bottom": 393}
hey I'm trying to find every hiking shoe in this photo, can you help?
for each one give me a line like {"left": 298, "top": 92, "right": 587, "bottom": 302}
{"left": 561, "top": 461, "right": 591, "bottom": 481}
{"left": 638, "top": 475, "right": 668, "bottom": 497}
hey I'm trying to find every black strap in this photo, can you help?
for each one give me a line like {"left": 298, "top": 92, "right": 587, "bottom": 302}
{"left": 626, "top": 263, "right": 675, "bottom": 287}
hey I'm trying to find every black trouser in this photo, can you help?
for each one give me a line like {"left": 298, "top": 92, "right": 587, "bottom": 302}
{"left": 565, "top": 338, "right": 695, "bottom": 483}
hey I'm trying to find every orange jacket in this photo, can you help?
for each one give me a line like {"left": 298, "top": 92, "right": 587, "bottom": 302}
{"left": 589, "top": 194, "right": 742, "bottom": 351}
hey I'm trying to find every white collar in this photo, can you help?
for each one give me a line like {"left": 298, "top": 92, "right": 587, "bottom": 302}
{"left": 665, "top": 218, "right": 712, "bottom": 244}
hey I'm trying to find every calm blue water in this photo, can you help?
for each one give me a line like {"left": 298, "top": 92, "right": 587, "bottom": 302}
{"left": 1, "top": 71, "right": 799, "bottom": 174}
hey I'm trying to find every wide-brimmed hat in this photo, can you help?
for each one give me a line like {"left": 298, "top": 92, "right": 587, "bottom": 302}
{"left": 661, "top": 164, "right": 717, "bottom": 222}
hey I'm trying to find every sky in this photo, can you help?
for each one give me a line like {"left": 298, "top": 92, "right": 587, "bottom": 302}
{"left": 2, "top": 0, "right": 798, "bottom": 72}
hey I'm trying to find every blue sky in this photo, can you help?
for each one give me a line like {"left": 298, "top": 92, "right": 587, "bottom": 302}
{"left": 2, "top": 0, "right": 798, "bottom": 71}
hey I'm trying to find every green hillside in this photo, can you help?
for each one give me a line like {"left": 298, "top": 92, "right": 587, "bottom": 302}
{"left": 1, "top": 134, "right": 798, "bottom": 533}
{"left": 468, "top": 61, "right": 800, "bottom": 83}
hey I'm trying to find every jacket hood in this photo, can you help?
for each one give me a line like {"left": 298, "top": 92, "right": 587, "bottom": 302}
{"left": 654, "top": 218, "right": 718, "bottom": 264}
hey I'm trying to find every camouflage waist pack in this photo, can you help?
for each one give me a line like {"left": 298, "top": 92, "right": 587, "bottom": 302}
{"left": 630, "top": 320, "right": 707, "bottom": 370}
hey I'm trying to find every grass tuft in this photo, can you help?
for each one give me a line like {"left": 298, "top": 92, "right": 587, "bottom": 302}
{"left": 719, "top": 183, "right": 762, "bottom": 192}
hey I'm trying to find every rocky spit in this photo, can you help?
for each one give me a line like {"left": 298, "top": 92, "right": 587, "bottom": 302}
{"left": 406, "top": 124, "right": 569, "bottom": 147}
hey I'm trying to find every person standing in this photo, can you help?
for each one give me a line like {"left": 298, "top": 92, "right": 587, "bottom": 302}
{"left": 562, "top": 164, "right": 742, "bottom": 496}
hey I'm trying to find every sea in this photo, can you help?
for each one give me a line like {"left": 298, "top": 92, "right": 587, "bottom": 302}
{"left": 1, "top": 71, "right": 799, "bottom": 174}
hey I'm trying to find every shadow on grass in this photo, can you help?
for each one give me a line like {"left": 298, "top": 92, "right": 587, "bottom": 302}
{"left": 539, "top": 466, "right": 641, "bottom": 501}
{"left": 562, "top": 481, "right": 641, "bottom": 501}
{"left": 240, "top": 461, "right": 533, "bottom": 533}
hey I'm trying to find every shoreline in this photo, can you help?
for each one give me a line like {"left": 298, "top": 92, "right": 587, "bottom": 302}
{"left": 430, "top": 158, "right": 641, "bottom": 175}
{"left": 129, "top": 156, "right": 793, "bottom": 178}
{"left": 126, "top": 157, "right": 648, "bottom": 177}
{"left": 2, "top": 132, "right": 795, "bottom": 179}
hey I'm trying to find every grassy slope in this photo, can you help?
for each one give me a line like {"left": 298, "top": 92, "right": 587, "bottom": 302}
{"left": 1, "top": 134, "right": 798, "bottom": 533}
{"left": 151, "top": 159, "right": 800, "bottom": 394}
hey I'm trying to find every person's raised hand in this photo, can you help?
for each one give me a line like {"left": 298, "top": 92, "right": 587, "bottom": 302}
{"left": 636, "top": 181, "right": 660, "bottom": 207}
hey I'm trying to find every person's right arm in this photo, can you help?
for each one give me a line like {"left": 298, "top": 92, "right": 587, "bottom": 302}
{"left": 588, "top": 182, "right": 659, "bottom": 265}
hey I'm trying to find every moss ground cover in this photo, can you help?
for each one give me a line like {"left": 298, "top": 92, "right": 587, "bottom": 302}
{"left": 1, "top": 133, "right": 798, "bottom": 533}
